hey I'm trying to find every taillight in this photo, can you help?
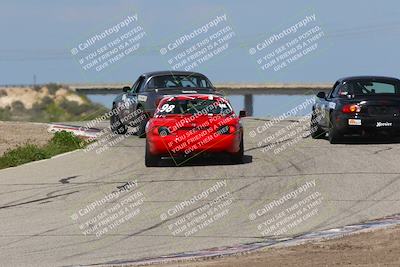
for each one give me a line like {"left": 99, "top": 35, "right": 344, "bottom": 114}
{"left": 217, "top": 125, "right": 236, "bottom": 135}
{"left": 342, "top": 104, "right": 361, "bottom": 113}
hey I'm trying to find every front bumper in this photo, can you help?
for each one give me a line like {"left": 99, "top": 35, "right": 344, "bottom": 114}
{"left": 148, "top": 132, "right": 241, "bottom": 156}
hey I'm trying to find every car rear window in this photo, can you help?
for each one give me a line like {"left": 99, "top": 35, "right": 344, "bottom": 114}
{"left": 147, "top": 75, "right": 212, "bottom": 89}
{"left": 339, "top": 80, "right": 400, "bottom": 96}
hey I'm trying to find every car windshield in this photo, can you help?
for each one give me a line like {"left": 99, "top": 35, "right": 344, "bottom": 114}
{"left": 156, "top": 98, "right": 232, "bottom": 116}
{"left": 147, "top": 75, "right": 212, "bottom": 89}
{"left": 339, "top": 80, "right": 400, "bottom": 96}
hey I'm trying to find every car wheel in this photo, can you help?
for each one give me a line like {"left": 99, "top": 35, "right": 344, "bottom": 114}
{"left": 328, "top": 115, "right": 342, "bottom": 144}
{"left": 230, "top": 135, "right": 244, "bottom": 164}
{"left": 136, "top": 108, "right": 148, "bottom": 138}
{"left": 110, "top": 110, "right": 128, "bottom": 134}
{"left": 145, "top": 140, "right": 159, "bottom": 167}
{"left": 310, "top": 111, "right": 325, "bottom": 139}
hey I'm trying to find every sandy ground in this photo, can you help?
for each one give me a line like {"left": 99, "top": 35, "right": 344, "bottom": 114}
{"left": 151, "top": 225, "right": 400, "bottom": 267}
{"left": 0, "top": 121, "right": 52, "bottom": 155}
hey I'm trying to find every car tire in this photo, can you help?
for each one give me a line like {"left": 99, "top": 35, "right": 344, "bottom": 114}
{"left": 145, "top": 140, "right": 159, "bottom": 167}
{"left": 136, "top": 108, "right": 148, "bottom": 138}
{"left": 328, "top": 115, "right": 342, "bottom": 144}
{"left": 310, "top": 111, "right": 325, "bottom": 139}
{"left": 230, "top": 135, "right": 244, "bottom": 164}
{"left": 110, "top": 109, "right": 128, "bottom": 135}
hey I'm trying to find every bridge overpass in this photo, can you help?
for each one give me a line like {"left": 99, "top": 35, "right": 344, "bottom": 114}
{"left": 66, "top": 82, "right": 331, "bottom": 94}
{"left": 0, "top": 83, "right": 331, "bottom": 116}
{"left": 69, "top": 83, "right": 331, "bottom": 116}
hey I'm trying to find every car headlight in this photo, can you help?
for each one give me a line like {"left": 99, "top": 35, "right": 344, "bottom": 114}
{"left": 158, "top": 126, "right": 170, "bottom": 136}
{"left": 217, "top": 125, "right": 235, "bottom": 135}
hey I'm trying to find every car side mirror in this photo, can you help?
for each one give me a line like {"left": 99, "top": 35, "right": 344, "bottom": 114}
{"left": 239, "top": 110, "right": 247, "bottom": 118}
{"left": 316, "top": 91, "right": 326, "bottom": 99}
{"left": 122, "top": 86, "right": 130, "bottom": 92}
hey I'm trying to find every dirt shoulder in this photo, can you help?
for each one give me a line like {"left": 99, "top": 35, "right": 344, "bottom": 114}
{"left": 147, "top": 225, "right": 400, "bottom": 267}
{"left": 0, "top": 121, "right": 52, "bottom": 155}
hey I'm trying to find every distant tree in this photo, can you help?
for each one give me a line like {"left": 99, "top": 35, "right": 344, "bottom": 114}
{"left": 11, "top": 101, "right": 26, "bottom": 111}
{"left": 0, "top": 107, "right": 11, "bottom": 120}
{"left": 60, "top": 99, "right": 82, "bottom": 116}
{"left": 32, "top": 96, "right": 53, "bottom": 113}
{"left": 46, "top": 83, "right": 62, "bottom": 95}
{"left": 0, "top": 90, "right": 7, "bottom": 97}
{"left": 46, "top": 103, "right": 66, "bottom": 122}
{"left": 41, "top": 96, "right": 54, "bottom": 106}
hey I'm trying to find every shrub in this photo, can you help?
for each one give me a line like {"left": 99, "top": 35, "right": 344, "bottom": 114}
{"left": 59, "top": 99, "right": 82, "bottom": 116}
{"left": 0, "top": 144, "right": 48, "bottom": 168}
{"left": 47, "top": 131, "right": 83, "bottom": 151}
{"left": 0, "top": 131, "right": 85, "bottom": 169}
{"left": 46, "top": 103, "right": 66, "bottom": 122}
{"left": 0, "top": 108, "right": 11, "bottom": 121}
{"left": 46, "top": 83, "right": 62, "bottom": 95}
{"left": 11, "top": 101, "right": 26, "bottom": 111}
{"left": 32, "top": 96, "right": 53, "bottom": 113}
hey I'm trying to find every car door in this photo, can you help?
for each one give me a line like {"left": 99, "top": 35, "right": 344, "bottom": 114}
{"left": 118, "top": 76, "right": 143, "bottom": 122}
{"left": 322, "top": 82, "right": 341, "bottom": 127}
{"left": 136, "top": 77, "right": 149, "bottom": 110}
{"left": 126, "top": 76, "right": 143, "bottom": 105}
{"left": 315, "top": 82, "right": 338, "bottom": 128}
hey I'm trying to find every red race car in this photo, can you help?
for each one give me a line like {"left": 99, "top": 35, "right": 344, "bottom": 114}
{"left": 145, "top": 94, "right": 246, "bottom": 166}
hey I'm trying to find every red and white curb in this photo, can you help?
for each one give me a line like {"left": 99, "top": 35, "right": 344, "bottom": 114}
{"left": 89, "top": 213, "right": 400, "bottom": 266}
{"left": 47, "top": 124, "right": 101, "bottom": 139}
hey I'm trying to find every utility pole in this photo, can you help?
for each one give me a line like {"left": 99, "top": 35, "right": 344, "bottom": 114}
{"left": 33, "top": 74, "right": 37, "bottom": 88}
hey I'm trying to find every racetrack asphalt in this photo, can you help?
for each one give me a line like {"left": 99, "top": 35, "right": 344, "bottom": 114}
{"left": 1, "top": 117, "right": 400, "bottom": 266}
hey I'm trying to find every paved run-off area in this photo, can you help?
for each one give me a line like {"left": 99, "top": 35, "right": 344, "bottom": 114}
{"left": 1, "top": 118, "right": 400, "bottom": 266}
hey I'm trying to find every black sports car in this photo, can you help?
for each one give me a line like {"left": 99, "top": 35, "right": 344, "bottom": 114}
{"left": 110, "top": 71, "right": 215, "bottom": 137}
{"left": 311, "top": 76, "right": 400, "bottom": 143}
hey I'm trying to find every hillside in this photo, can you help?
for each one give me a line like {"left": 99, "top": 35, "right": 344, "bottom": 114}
{"left": 0, "top": 84, "right": 108, "bottom": 122}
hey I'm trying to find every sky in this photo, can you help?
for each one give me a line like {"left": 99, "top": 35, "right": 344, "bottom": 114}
{"left": 1, "top": 0, "right": 400, "bottom": 85}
